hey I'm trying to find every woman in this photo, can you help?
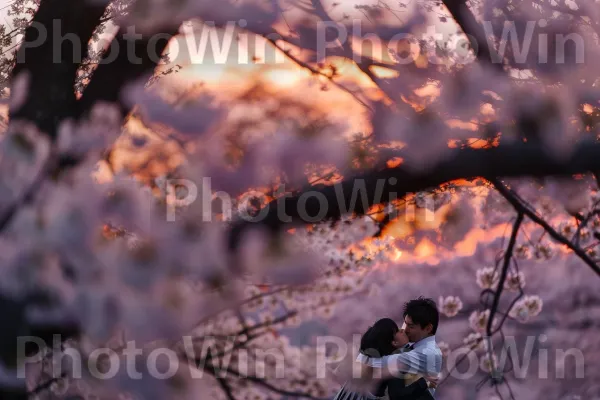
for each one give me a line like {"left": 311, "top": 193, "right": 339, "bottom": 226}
{"left": 332, "top": 318, "right": 433, "bottom": 400}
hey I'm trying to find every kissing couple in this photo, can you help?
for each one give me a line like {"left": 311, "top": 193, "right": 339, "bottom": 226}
{"left": 333, "top": 297, "right": 443, "bottom": 400}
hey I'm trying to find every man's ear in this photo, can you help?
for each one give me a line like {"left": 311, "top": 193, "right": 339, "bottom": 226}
{"left": 425, "top": 323, "right": 433, "bottom": 334}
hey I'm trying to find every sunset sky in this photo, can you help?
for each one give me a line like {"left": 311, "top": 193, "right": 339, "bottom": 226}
{"left": 1, "top": 0, "right": 500, "bottom": 267}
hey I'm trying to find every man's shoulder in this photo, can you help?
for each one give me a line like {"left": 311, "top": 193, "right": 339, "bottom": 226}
{"left": 420, "top": 340, "right": 443, "bottom": 358}
{"left": 431, "top": 342, "right": 443, "bottom": 356}
{"left": 429, "top": 338, "right": 442, "bottom": 352}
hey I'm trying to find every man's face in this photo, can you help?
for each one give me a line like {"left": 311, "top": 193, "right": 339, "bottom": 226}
{"left": 403, "top": 315, "right": 431, "bottom": 343}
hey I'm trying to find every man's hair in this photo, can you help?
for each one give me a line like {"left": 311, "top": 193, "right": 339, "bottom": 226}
{"left": 403, "top": 297, "right": 439, "bottom": 335}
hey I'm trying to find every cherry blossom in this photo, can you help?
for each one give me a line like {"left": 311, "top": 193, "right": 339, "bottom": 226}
{"left": 480, "top": 352, "right": 499, "bottom": 374}
{"left": 1, "top": 0, "right": 598, "bottom": 399}
{"left": 476, "top": 267, "right": 500, "bottom": 290}
{"left": 463, "top": 332, "right": 486, "bottom": 351}
{"left": 438, "top": 295, "right": 463, "bottom": 317}
{"left": 469, "top": 310, "right": 497, "bottom": 334}
{"left": 504, "top": 271, "right": 525, "bottom": 291}
{"left": 515, "top": 244, "right": 531, "bottom": 260}
{"left": 534, "top": 242, "right": 555, "bottom": 260}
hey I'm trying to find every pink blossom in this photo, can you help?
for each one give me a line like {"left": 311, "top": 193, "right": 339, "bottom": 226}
{"left": 515, "top": 244, "right": 531, "bottom": 260}
{"left": 545, "top": 178, "right": 592, "bottom": 215}
{"left": 480, "top": 352, "right": 499, "bottom": 373}
{"left": 437, "top": 63, "right": 510, "bottom": 120}
{"left": 523, "top": 295, "right": 543, "bottom": 317}
{"left": 463, "top": 332, "right": 486, "bottom": 351}
{"left": 590, "top": 216, "right": 600, "bottom": 233}
{"left": 469, "top": 310, "right": 496, "bottom": 333}
{"left": 57, "top": 102, "right": 122, "bottom": 157}
{"left": 438, "top": 295, "right": 463, "bottom": 317}
{"left": 476, "top": 267, "right": 499, "bottom": 289}
{"left": 534, "top": 242, "right": 554, "bottom": 260}
{"left": 238, "top": 227, "right": 322, "bottom": 286}
{"left": 504, "top": 271, "right": 526, "bottom": 291}
{"left": 122, "top": 79, "right": 222, "bottom": 136}
{"left": 7, "top": 71, "right": 30, "bottom": 112}
{"left": 371, "top": 101, "right": 454, "bottom": 171}
{"left": 509, "top": 295, "right": 543, "bottom": 322}
{"left": 578, "top": 228, "right": 592, "bottom": 244}
{"left": 510, "top": 302, "right": 530, "bottom": 323}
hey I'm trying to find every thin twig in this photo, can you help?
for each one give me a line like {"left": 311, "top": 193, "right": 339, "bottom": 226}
{"left": 492, "top": 179, "right": 600, "bottom": 276}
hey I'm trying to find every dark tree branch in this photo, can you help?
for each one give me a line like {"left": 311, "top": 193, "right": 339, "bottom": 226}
{"left": 486, "top": 212, "right": 524, "bottom": 336}
{"left": 573, "top": 210, "right": 600, "bottom": 243}
{"left": 492, "top": 179, "right": 600, "bottom": 276}
{"left": 373, "top": 212, "right": 392, "bottom": 237}
{"left": 76, "top": 27, "right": 178, "bottom": 120}
{"left": 216, "top": 376, "right": 237, "bottom": 400}
{"left": 229, "top": 140, "right": 600, "bottom": 251}
{"left": 27, "top": 373, "right": 67, "bottom": 396}
{"left": 10, "top": 0, "right": 107, "bottom": 137}
{"left": 441, "top": 0, "right": 505, "bottom": 72}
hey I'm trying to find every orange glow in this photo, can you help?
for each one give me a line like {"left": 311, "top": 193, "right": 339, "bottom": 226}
{"left": 386, "top": 157, "right": 404, "bottom": 168}
{"left": 446, "top": 119, "right": 479, "bottom": 131}
{"left": 90, "top": 11, "right": 529, "bottom": 272}
{"left": 454, "top": 223, "right": 511, "bottom": 256}
{"left": 370, "top": 66, "right": 400, "bottom": 79}
{"left": 391, "top": 247, "right": 403, "bottom": 261}
{"left": 414, "top": 238, "right": 436, "bottom": 258}
{"left": 263, "top": 69, "right": 306, "bottom": 87}
{"left": 385, "top": 219, "right": 413, "bottom": 239}
{"left": 448, "top": 137, "right": 499, "bottom": 149}
{"left": 481, "top": 103, "right": 495, "bottom": 116}
{"left": 414, "top": 82, "right": 440, "bottom": 100}
{"left": 414, "top": 53, "right": 429, "bottom": 68}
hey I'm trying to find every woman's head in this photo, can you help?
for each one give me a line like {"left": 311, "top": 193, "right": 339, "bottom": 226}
{"left": 360, "top": 318, "right": 408, "bottom": 357}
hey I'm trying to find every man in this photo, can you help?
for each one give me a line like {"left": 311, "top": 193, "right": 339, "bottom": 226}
{"left": 356, "top": 297, "right": 443, "bottom": 398}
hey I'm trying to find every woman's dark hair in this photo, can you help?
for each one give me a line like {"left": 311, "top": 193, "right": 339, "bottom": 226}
{"left": 359, "top": 318, "right": 399, "bottom": 357}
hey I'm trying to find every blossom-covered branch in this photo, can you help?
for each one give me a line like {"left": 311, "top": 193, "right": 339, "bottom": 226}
{"left": 229, "top": 140, "right": 600, "bottom": 249}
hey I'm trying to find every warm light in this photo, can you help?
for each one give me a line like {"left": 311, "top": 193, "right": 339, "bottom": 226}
{"left": 386, "top": 157, "right": 404, "bottom": 168}
{"left": 446, "top": 119, "right": 478, "bottom": 131}
{"left": 264, "top": 69, "right": 304, "bottom": 88}
{"left": 92, "top": 161, "right": 115, "bottom": 184}
{"left": 415, "top": 238, "right": 436, "bottom": 258}
{"left": 414, "top": 82, "right": 440, "bottom": 98}
{"left": 371, "top": 65, "right": 400, "bottom": 79}
{"left": 480, "top": 103, "right": 495, "bottom": 116}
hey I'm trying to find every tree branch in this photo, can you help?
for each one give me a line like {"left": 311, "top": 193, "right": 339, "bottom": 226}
{"left": 442, "top": 0, "right": 505, "bottom": 71}
{"left": 215, "top": 376, "right": 237, "bottom": 400}
{"left": 10, "top": 0, "right": 107, "bottom": 137}
{"left": 76, "top": 27, "right": 178, "bottom": 120}
{"left": 229, "top": 140, "right": 600, "bottom": 250}
{"left": 486, "top": 212, "right": 524, "bottom": 336}
{"left": 492, "top": 179, "right": 600, "bottom": 276}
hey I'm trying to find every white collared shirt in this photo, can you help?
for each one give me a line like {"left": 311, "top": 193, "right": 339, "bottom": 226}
{"left": 356, "top": 335, "right": 442, "bottom": 397}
